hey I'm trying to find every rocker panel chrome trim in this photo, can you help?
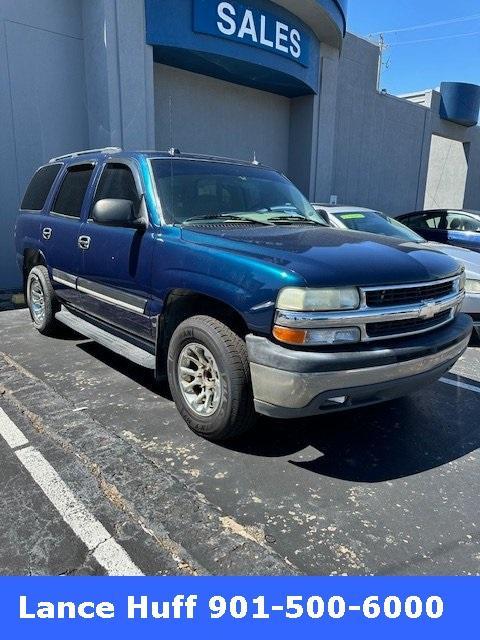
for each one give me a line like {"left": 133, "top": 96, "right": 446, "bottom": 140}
{"left": 51, "top": 269, "right": 147, "bottom": 315}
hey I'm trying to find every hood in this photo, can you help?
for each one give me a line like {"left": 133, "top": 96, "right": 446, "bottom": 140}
{"left": 181, "top": 225, "right": 461, "bottom": 287}
{"left": 425, "top": 242, "right": 480, "bottom": 278}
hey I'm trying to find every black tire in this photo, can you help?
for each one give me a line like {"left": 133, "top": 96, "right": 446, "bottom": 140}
{"left": 167, "top": 315, "right": 257, "bottom": 441}
{"left": 26, "top": 265, "right": 60, "bottom": 336}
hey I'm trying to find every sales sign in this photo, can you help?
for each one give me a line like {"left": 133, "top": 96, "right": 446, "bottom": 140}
{"left": 193, "top": 0, "right": 310, "bottom": 67}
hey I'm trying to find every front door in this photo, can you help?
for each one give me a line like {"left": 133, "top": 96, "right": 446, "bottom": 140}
{"left": 77, "top": 161, "right": 154, "bottom": 342}
{"left": 443, "top": 211, "right": 480, "bottom": 252}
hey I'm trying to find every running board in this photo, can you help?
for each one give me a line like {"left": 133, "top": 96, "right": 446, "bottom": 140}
{"left": 56, "top": 309, "right": 156, "bottom": 369}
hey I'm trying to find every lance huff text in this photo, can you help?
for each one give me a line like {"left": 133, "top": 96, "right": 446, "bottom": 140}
{"left": 19, "top": 595, "right": 199, "bottom": 619}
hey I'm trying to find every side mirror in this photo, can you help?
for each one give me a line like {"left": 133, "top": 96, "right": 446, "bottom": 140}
{"left": 92, "top": 199, "right": 147, "bottom": 229}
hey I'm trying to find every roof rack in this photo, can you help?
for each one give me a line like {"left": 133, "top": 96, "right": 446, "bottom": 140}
{"left": 49, "top": 147, "right": 122, "bottom": 162}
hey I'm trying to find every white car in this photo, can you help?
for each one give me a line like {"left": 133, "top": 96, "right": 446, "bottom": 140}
{"left": 312, "top": 205, "right": 480, "bottom": 339}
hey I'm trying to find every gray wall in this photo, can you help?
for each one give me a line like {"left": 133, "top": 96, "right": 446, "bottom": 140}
{"left": 154, "top": 64, "right": 291, "bottom": 173}
{"left": 331, "top": 34, "right": 480, "bottom": 215}
{"left": 424, "top": 135, "right": 469, "bottom": 209}
{"left": 426, "top": 90, "right": 480, "bottom": 212}
{"left": 0, "top": 0, "right": 88, "bottom": 290}
{"left": 82, "top": 0, "right": 155, "bottom": 150}
{"left": 332, "top": 35, "right": 430, "bottom": 214}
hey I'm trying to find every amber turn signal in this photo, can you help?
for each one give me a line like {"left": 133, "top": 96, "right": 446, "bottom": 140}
{"left": 272, "top": 325, "right": 307, "bottom": 345}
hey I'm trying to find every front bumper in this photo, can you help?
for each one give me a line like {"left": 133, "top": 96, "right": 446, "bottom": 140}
{"left": 246, "top": 314, "right": 473, "bottom": 419}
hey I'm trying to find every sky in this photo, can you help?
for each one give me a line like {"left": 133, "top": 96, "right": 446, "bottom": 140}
{"left": 347, "top": 0, "right": 480, "bottom": 95}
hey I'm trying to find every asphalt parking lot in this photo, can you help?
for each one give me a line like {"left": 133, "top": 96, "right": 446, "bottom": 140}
{"left": 0, "top": 308, "right": 479, "bottom": 576}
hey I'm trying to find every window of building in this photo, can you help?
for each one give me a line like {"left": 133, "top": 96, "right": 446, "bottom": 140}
{"left": 21, "top": 164, "right": 62, "bottom": 211}
{"left": 52, "top": 164, "right": 95, "bottom": 218}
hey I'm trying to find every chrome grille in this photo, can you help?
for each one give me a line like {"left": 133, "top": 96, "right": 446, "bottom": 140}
{"left": 366, "top": 281, "right": 454, "bottom": 307}
{"left": 366, "top": 309, "right": 452, "bottom": 339}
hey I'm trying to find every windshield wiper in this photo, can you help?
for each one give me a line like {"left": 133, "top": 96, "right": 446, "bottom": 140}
{"left": 182, "top": 213, "right": 272, "bottom": 226}
{"left": 267, "top": 215, "right": 326, "bottom": 226}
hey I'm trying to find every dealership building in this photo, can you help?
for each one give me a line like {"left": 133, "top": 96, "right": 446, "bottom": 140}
{"left": 1, "top": 0, "right": 480, "bottom": 292}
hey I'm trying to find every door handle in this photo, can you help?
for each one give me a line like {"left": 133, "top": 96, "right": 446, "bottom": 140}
{"left": 78, "top": 236, "right": 91, "bottom": 250}
{"left": 42, "top": 227, "right": 52, "bottom": 240}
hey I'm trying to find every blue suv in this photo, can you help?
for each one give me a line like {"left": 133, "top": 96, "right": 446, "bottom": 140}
{"left": 15, "top": 148, "right": 472, "bottom": 441}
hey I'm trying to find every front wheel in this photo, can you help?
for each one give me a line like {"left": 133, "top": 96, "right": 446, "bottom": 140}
{"left": 167, "top": 315, "right": 257, "bottom": 441}
{"left": 26, "top": 266, "right": 60, "bottom": 336}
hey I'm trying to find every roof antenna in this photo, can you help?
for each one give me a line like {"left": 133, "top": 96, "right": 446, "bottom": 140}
{"left": 167, "top": 96, "right": 180, "bottom": 157}
{"left": 252, "top": 151, "right": 259, "bottom": 166}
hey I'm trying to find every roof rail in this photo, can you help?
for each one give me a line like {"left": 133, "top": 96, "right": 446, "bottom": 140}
{"left": 172, "top": 150, "right": 262, "bottom": 165}
{"left": 49, "top": 147, "right": 122, "bottom": 162}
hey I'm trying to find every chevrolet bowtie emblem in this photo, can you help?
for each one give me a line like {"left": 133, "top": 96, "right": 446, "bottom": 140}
{"left": 419, "top": 302, "right": 437, "bottom": 320}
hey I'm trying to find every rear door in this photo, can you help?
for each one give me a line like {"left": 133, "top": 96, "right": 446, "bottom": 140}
{"left": 77, "top": 160, "right": 154, "bottom": 342}
{"left": 42, "top": 162, "right": 96, "bottom": 307}
{"left": 18, "top": 163, "right": 63, "bottom": 271}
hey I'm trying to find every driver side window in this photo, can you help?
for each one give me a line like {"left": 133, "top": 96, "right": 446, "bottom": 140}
{"left": 91, "top": 163, "right": 139, "bottom": 218}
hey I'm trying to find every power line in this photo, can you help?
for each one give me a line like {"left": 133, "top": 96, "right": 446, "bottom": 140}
{"left": 369, "top": 12, "right": 480, "bottom": 36}
{"left": 388, "top": 30, "right": 480, "bottom": 46}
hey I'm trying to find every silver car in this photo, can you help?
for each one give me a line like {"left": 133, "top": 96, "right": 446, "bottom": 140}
{"left": 313, "top": 205, "right": 480, "bottom": 339}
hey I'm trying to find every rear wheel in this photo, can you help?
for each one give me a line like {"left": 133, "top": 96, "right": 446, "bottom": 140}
{"left": 167, "top": 315, "right": 257, "bottom": 441}
{"left": 26, "top": 266, "right": 60, "bottom": 336}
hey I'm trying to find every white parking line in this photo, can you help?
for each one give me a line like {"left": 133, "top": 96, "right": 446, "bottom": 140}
{"left": 440, "top": 377, "right": 480, "bottom": 394}
{"left": 0, "top": 409, "right": 29, "bottom": 448}
{"left": 0, "top": 407, "right": 143, "bottom": 576}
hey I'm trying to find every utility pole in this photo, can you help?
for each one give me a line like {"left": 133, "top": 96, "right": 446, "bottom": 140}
{"left": 376, "top": 34, "right": 388, "bottom": 92}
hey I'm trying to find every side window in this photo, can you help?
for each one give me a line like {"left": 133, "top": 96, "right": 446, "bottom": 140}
{"left": 446, "top": 213, "right": 480, "bottom": 232}
{"left": 21, "top": 164, "right": 62, "bottom": 211}
{"left": 408, "top": 214, "right": 437, "bottom": 230}
{"left": 425, "top": 215, "right": 442, "bottom": 229}
{"left": 52, "top": 164, "right": 94, "bottom": 218}
{"left": 92, "top": 163, "right": 139, "bottom": 216}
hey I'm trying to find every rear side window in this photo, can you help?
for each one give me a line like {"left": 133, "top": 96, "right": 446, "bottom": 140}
{"left": 52, "top": 164, "right": 94, "bottom": 218}
{"left": 92, "top": 163, "right": 139, "bottom": 215}
{"left": 408, "top": 214, "right": 438, "bottom": 230}
{"left": 21, "top": 164, "right": 62, "bottom": 211}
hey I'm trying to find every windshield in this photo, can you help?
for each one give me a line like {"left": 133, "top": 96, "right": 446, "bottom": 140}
{"left": 151, "top": 159, "right": 327, "bottom": 226}
{"left": 333, "top": 210, "right": 425, "bottom": 243}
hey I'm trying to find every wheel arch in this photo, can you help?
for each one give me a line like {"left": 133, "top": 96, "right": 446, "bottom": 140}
{"left": 22, "top": 249, "right": 47, "bottom": 292}
{"left": 155, "top": 289, "right": 249, "bottom": 378}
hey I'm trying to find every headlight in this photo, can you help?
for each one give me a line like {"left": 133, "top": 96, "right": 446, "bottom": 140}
{"left": 276, "top": 287, "right": 360, "bottom": 311}
{"left": 465, "top": 279, "right": 480, "bottom": 294}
